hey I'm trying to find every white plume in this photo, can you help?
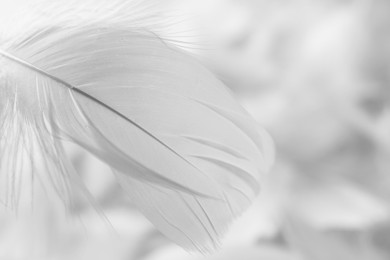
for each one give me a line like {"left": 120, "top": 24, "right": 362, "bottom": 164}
{"left": 0, "top": 0, "right": 274, "bottom": 252}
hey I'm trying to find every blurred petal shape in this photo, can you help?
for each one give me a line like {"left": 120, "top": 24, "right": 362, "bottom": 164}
{"left": 285, "top": 217, "right": 386, "bottom": 260}
{"left": 290, "top": 181, "right": 389, "bottom": 230}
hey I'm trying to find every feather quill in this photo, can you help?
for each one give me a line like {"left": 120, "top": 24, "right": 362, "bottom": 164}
{"left": 0, "top": 0, "right": 274, "bottom": 252}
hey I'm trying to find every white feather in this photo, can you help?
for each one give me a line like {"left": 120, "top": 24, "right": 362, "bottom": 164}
{"left": 0, "top": 0, "right": 274, "bottom": 252}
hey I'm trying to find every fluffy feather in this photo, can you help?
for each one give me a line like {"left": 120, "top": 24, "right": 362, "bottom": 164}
{"left": 0, "top": 0, "right": 274, "bottom": 252}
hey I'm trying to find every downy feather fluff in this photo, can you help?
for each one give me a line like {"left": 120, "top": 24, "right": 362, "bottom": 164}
{"left": 0, "top": 0, "right": 274, "bottom": 252}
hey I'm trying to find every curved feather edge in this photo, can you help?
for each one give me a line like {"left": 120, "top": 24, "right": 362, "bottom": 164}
{"left": 0, "top": 20, "right": 274, "bottom": 252}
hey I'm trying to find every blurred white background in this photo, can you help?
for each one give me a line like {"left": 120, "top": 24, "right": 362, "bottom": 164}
{"left": 1, "top": 0, "right": 390, "bottom": 259}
